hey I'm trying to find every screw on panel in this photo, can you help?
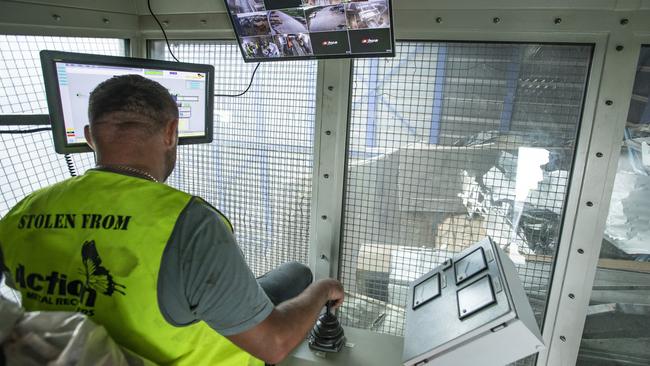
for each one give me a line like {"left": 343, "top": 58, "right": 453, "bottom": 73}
{"left": 596, "top": 152, "right": 604, "bottom": 158}
{"left": 605, "top": 100, "right": 613, "bottom": 106}
{"left": 162, "top": 20, "right": 170, "bottom": 27}
{"left": 325, "top": 130, "right": 332, "bottom": 135}
{"left": 560, "top": 336, "right": 567, "bottom": 342}
{"left": 328, "top": 86, "right": 334, "bottom": 91}
{"left": 568, "top": 293, "right": 575, "bottom": 299}
{"left": 616, "top": 45, "right": 624, "bottom": 52}
{"left": 493, "top": 17, "right": 501, "bottom": 24}
{"left": 577, "top": 248, "right": 585, "bottom": 254}
{"left": 320, "top": 254, "right": 328, "bottom": 261}
{"left": 102, "top": 18, "right": 110, "bottom": 24}
{"left": 435, "top": 17, "right": 443, "bottom": 23}
{"left": 323, "top": 174, "right": 330, "bottom": 179}
{"left": 620, "top": 18, "right": 629, "bottom": 25}
{"left": 586, "top": 201, "right": 594, "bottom": 207}
{"left": 200, "top": 19, "right": 207, "bottom": 25}
{"left": 554, "top": 17, "right": 562, "bottom": 24}
{"left": 321, "top": 215, "right": 328, "bottom": 220}
{"left": 52, "top": 14, "right": 62, "bottom": 21}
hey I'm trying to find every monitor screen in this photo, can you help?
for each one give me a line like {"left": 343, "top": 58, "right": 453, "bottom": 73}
{"left": 40, "top": 51, "right": 214, "bottom": 154}
{"left": 225, "top": 0, "right": 395, "bottom": 62}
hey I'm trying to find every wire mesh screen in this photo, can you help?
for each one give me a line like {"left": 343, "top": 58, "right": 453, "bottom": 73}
{"left": 0, "top": 35, "right": 127, "bottom": 114}
{"left": 339, "top": 42, "right": 592, "bottom": 343}
{"left": 0, "top": 35, "right": 126, "bottom": 215}
{"left": 150, "top": 40, "right": 316, "bottom": 276}
{"left": 0, "top": 35, "right": 126, "bottom": 302}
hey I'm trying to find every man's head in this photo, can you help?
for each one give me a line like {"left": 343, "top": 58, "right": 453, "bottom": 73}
{"left": 85, "top": 75, "right": 179, "bottom": 181}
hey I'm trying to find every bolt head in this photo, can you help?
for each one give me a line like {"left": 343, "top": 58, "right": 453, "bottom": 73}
{"left": 435, "top": 17, "right": 443, "bottom": 23}
{"left": 578, "top": 248, "right": 584, "bottom": 254}
{"left": 616, "top": 45, "right": 624, "bottom": 51}
{"left": 620, "top": 18, "right": 629, "bottom": 25}
{"left": 554, "top": 17, "right": 562, "bottom": 24}
{"left": 596, "top": 152, "right": 603, "bottom": 158}
{"left": 493, "top": 17, "right": 501, "bottom": 23}
{"left": 605, "top": 100, "right": 613, "bottom": 106}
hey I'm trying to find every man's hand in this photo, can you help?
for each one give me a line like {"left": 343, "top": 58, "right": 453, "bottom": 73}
{"left": 227, "top": 278, "right": 345, "bottom": 364}
{"left": 318, "top": 278, "right": 344, "bottom": 310}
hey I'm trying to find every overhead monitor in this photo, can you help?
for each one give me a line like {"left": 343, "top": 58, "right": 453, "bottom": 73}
{"left": 40, "top": 51, "right": 214, "bottom": 154}
{"left": 224, "top": 0, "right": 395, "bottom": 62}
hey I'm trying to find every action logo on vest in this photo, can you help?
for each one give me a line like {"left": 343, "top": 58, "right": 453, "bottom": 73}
{"left": 14, "top": 240, "right": 126, "bottom": 316}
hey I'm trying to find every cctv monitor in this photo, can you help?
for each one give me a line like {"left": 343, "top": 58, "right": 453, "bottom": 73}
{"left": 224, "top": 0, "right": 395, "bottom": 62}
{"left": 40, "top": 51, "right": 214, "bottom": 154}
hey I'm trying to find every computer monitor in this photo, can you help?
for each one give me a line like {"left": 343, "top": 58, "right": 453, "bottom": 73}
{"left": 40, "top": 51, "right": 214, "bottom": 154}
{"left": 224, "top": 0, "right": 395, "bottom": 62}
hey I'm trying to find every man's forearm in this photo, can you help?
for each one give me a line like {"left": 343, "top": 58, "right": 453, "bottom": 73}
{"left": 226, "top": 278, "right": 344, "bottom": 364}
{"left": 270, "top": 280, "right": 333, "bottom": 351}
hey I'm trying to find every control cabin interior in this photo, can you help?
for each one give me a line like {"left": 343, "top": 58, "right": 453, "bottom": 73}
{"left": 0, "top": 0, "right": 649, "bottom": 365}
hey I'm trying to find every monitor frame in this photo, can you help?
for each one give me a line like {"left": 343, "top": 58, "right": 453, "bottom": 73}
{"left": 223, "top": 0, "right": 396, "bottom": 63}
{"left": 40, "top": 50, "right": 214, "bottom": 154}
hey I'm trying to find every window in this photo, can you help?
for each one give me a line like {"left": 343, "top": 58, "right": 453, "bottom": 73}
{"left": 338, "top": 41, "right": 592, "bottom": 348}
{"left": 150, "top": 41, "right": 317, "bottom": 275}
{"left": 0, "top": 35, "right": 127, "bottom": 217}
{"left": 577, "top": 45, "right": 650, "bottom": 366}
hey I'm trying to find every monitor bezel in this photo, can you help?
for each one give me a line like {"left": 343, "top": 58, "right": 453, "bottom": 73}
{"left": 223, "top": 0, "right": 396, "bottom": 63}
{"left": 40, "top": 50, "right": 215, "bottom": 154}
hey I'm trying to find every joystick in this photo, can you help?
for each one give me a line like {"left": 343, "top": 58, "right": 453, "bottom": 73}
{"left": 308, "top": 301, "right": 346, "bottom": 353}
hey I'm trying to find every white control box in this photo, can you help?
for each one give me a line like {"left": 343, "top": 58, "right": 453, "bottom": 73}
{"left": 403, "top": 237, "right": 544, "bottom": 366}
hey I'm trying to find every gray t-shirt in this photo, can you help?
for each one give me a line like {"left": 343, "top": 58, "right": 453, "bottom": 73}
{"left": 0, "top": 196, "right": 274, "bottom": 337}
{"left": 157, "top": 197, "right": 274, "bottom": 335}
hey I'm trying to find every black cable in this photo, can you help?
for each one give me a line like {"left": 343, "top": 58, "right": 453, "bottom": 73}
{"left": 147, "top": 0, "right": 259, "bottom": 97}
{"left": 64, "top": 153, "right": 78, "bottom": 177}
{"left": 0, "top": 127, "right": 51, "bottom": 134}
{"left": 147, "top": 0, "right": 180, "bottom": 62}
{"left": 215, "top": 63, "right": 261, "bottom": 98}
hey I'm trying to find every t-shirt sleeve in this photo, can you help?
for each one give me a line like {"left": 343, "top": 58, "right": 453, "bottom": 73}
{"left": 157, "top": 197, "right": 274, "bottom": 336}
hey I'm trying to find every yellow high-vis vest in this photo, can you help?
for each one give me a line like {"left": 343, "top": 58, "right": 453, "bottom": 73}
{"left": 0, "top": 170, "right": 263, "bottom": 366}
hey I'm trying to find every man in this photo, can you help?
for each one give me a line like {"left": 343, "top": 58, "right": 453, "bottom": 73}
{"left": 0, "top": 75, "right": 344, "bottom": 365}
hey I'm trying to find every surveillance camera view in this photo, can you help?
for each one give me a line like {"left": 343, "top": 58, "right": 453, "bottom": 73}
{"left": 302, "top": 0, "right": 342, "bottom": 5}
{"left": 269, "top": 9, "right": 308, "bottom": 34}
{"left": 241, "top": 36, "right": 281, "bottom": 58}
{"left": 276, "top": 33, "right": 314, "bottom": 56}
{"left": 234, "top": 12, "right": 272, "bottom": 36}
{"left": 306, "top": 5, "right": 347, "bottom": 32}
{"left": 225, "top": 0, "right": 395, "bottom": 60}
{"left": 227, "top": 0, "right": 266, "bottom": 13}
{"left": 346, "top": 0, "right": 390, "bottom": 29}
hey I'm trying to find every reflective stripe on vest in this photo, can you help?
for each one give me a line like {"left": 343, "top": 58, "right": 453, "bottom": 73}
{"left": 0, "top": 170, "right": 263, "bottom": 366}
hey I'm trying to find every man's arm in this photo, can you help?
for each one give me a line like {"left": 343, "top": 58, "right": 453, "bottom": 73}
{"left": 227, "top": 278, "right": 344, "bottom": 365}
{"left": 158, "top": 198, "right": 345, "bottom": 364}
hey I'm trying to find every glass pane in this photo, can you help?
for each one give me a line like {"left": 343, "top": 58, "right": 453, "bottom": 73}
{"left": 339, "top": 41, "right": 592, "bottom": 351}
{"left": 0, "top": 35, "right": 127, "bottom": 115}
{"left": 577, "top": 46, "right": 650, "bottom": 366}
{"left": 150, "top": 41, "right": 316, "bottom": 275}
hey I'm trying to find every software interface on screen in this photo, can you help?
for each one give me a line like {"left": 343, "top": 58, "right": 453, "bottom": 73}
{"left": 226, "top": 0, "right": 394, "bottom": 61}
{"left": 55, "top": 62, "right": 208, "bottom": 145}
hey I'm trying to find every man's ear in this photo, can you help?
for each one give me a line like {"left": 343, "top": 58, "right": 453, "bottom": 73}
{"left": 84, "top": 125, "right": 96, "bottom": 151}
{"left": 164, "top": 119, "right": 179, "bottom": 148}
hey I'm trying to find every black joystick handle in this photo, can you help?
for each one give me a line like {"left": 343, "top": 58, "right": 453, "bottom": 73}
{"left": 308, "top": 300, "right": 346, "bottom": 353}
